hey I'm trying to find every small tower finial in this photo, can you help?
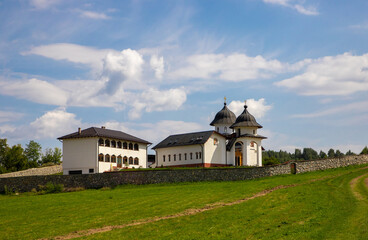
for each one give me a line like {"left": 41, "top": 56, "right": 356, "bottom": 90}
{"left": 244, "top": 100, "right": 247, "bottom": 109}
{"left": 224, "top": 96, "right": 227, "bottom": 105}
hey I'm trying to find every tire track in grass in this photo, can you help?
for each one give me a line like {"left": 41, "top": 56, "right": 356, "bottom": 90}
{"left": 350, "top": 173, "right": 368, "bottom": 201}
{"left": 42, "top": 168, "right": 368, "bottom": 240}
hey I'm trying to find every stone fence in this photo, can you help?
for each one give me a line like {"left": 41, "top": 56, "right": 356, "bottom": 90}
{"left": 0, "top": 165, "right": 62, "bottom": 179}
{"left": 1, "top": 155, "right": 368, "bottom": 193}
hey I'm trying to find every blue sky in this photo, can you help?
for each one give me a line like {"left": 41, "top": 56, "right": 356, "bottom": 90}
{"left": 1, "top": 0, "right": 368, "bottom": 154}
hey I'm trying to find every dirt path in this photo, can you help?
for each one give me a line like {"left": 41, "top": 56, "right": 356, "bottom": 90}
{"left": 42, "top": 184, "right": 296, "bottom": 240}
{"left": 350, "top": 172, "right": 368, "bottom": 201}
{"left": 42, "top": 169, "right": 367, "bottom": 240}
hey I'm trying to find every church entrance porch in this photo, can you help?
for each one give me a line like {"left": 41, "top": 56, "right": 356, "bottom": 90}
{"left": 235, "top": 142, "right": 243, "bottom": 166}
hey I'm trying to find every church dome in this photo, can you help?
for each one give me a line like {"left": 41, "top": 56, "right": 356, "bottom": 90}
{"left": 230, "top": 103, "right": 262, "bottom": 128}
{"left": 210, "top": 102, "right": 236, "bottom": 126}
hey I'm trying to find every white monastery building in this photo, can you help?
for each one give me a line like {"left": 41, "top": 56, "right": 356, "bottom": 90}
{"left": 58, "top": 127, "right": 151, "bottom": 175}
{"left": 153, "top": 100, "right": 266, "bottom": 168}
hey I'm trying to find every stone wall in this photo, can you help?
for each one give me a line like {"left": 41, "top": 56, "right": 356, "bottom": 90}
{"left": 295, "top": 155, "right": 368, "bottom": 173}
{"left": 0, "top": 165, "right": 62, "bottom": 179}
{"left": 1, "top": 155, "right": 368, "bottom": 193}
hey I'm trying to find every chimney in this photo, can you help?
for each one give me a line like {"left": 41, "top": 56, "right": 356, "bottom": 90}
{"left": 78, "top": 128, "right": 81, "bottom": 134}
{"left": 101, "top": 126, "right": 106, "bottom": 129}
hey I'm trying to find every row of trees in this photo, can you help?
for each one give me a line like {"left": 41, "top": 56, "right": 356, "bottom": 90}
{"left": 263, "top": 146, "right": 368, "bottom": 166}
{"left": 0, "top": 138, "right": 61, "bottom": 174}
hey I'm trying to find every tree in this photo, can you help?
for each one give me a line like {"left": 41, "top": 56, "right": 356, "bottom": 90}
{"left": 302, "top": 148, "right": 318, "bottom": 160}
{"left": 346, "top": 150, "right": 355, "bottom": 156}
{"left": 24, "top": 140, "right": 42, "bottom": 168}
{"left": 319, "top": 150, "right": 327, "bottom": 159}
{"left": 41, "top": 147, "right": 62, "bottom": 165}
{"left": 0, "top": 138, "right": 9, "bottom": 173}
{"left": 360, "top": 146, "right": 368, "bottom": 155}
{"left": 335, "top": 150, "right": 344, "bottom": 158}
{"left": 328, "top": 149, "right": 335, "bottom": 158}
{"left": 294, "top": 149, "right": 302, "bottom": 160}
{"left": 4, "top": 144, "right": 28, "bottom": 172}
{"left": 263, "top": 156, "right": 280, "bottom": 166}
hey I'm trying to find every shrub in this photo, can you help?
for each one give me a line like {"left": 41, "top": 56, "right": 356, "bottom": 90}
{"left": 44, "top": 182, "right": 64, "bottom": 194}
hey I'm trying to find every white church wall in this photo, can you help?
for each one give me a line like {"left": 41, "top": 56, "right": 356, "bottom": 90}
{"left": 155, "top": 145, "right": 203, "bottom": 167}
{"left": 62, "top": 138, "right": 98, "bottom": 175}
{"left": 204, "top": 134, "right": 227, "bottom": 165}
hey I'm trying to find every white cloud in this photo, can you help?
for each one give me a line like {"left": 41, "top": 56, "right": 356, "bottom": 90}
{"left": 275, "top": 52, "right": 368, "bottom": 96}
{"left": 30, "top": 108, "right": 81, "bottom": 139}
{"left": 30, "top": 0, "right": 60, "bottom": 10}
{"left": 263, "top": 0, "right": 319, "bottom": 16}
{"left": 22, "top": 43, "right": 115, "bottom": 73}
{"left": 0, "top": 111, "right": 24, "bottom": 123}
{"left": 171, "top": 53, "right": 286, "bottom": 81}
{"left": 79, "top": 10, "right": 110, "bottom": 20}
{"left": 292, "top": 100, "right": 368, "bottom": 118}
{"left": 101, "top": 49, "right": 144, "bottom": 94}
{"left": 129, "top": 88, "right": 187, "bottom": 119}
{"left": 228, "top": 98, "right": 272, "bottom": 119}
{"left": 150, "top": 55, "right": 165, "bottom": 79}
{"left": 0, "top": 78, "right": 68, "bottom": 105}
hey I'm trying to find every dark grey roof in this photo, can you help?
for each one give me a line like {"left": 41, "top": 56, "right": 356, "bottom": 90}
{"left": 230, "top": 104, "right": 262, "bottom": 128}
{"left": 58, "top": 127, "right": 151, "bottom": 144}
{"left": 210, "top": 103, "right": 236, "bottom": 126}
{"left": 152, "top": 130, "right": 221, "bottom": 149}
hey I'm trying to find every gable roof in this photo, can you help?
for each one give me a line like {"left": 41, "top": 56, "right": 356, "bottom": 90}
{"left": 152, "top": 130, "right": 222, "bottom": 149}
{"left": 58, "top": 127, "right": 151, "bottom": 144}
{"left": 210, "top": 103, "right": 236, "bottom": 126}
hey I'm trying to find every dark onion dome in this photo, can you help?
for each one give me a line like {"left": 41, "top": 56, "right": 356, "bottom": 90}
{"left": 210, "top": 102, "right": 236, "bottom": 126}
{"left": 230, "top": 103, "right": 263, "bottom": 129}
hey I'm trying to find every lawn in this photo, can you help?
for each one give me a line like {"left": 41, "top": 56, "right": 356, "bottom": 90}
{"left": 0, "top": 164, "right": 367, "bottom": 240}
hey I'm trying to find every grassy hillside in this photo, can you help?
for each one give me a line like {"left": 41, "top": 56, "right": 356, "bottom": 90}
{"left": 0, "top": 164, "right": 367, "bottom": 240}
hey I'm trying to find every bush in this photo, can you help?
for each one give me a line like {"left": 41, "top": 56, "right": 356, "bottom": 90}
{"left": 44, "top": 182, "right": 64, "bottom": 194}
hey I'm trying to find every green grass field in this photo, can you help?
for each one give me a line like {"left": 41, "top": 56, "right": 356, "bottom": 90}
{"left": 1, "top": 164, "right": 368, "bottom": 240}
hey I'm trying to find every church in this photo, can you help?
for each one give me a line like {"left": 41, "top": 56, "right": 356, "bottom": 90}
{"left": 153, "top": 99, "right": 267, "bottom": 167}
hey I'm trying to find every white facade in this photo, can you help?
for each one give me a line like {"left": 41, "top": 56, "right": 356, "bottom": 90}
{"left": 61, "top": 135, "right": 149, "bottom": 175}
{"left": 154, "top": 101, "right": 265, "bottom": 168}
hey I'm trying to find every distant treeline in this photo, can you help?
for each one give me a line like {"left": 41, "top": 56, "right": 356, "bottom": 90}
{"left": 0, "top": 138, "right": 61, "bottom": 174}
{"left": 263, "top": 146, "right": 368, "bottom": 166}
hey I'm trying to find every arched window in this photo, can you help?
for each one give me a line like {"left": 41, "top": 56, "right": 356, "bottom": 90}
{"left": 98, "top": 153, "right": 104, "bottom": 162}
{"left": 199, "top": 152, "right": 202, "bottom": 159}
{"left": 105, "top": 154, "right": 110, "bottom": 162}
{"left": 179, "top": 154, "right": 181, "bottom": 160}
{"left": 168, "top": 155, "right": 171, "bottom": 162}
{"left": 184, "top": 153, "right": 187, "bottom": 160}
{"left": 105, "top": 139, "right": 110, "bottom": 147}
{"left": 123, "top": 156, "right": 128, "bottom": 164}
{"left": 190, "top": 153, "right": 193, "bottom": 160}
{"left": 129, "top": 143, "right": 133, "bottom": 150}
{"left": 134, "top": 157, "right": 139, "bottom": 165}
{"left": 214, "top": 138, "right": 218, "bottom": 145}
{"left": 216, "top": 127, "right": 219, "bottom": 132}
{"left": 237, "top": 129, "right": 241, "bottom": 136}
{"left": 117, "top": 141, "right": 122, "bottom": 148}
{"left": 174, "top": 154, "right": 176, "bottom": 161}
{"left": 163, "top": 155, "right": 166, "bottom": 162}
{"left": 134, "top": 143, "right": 139, "bottom": 151}
{"left": 99, "top": 138, "right": 104, "bottom": 146}
{"left": 123, "top": 142, "right": 127, "bottom": 149}
{"left": 196, "top": 152, "right": 198, "bottom": 159}
{"left": 111, "top": 140, "right": 116, "bottom": 148}
{"left": 111, "top": 155, "right": 116, "bottom": 163}
{"left": 117, "top": 155, "right": 122, "bottom": 167}
{"left": 129, "top": 157, "right": 133, "bottom": 164}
